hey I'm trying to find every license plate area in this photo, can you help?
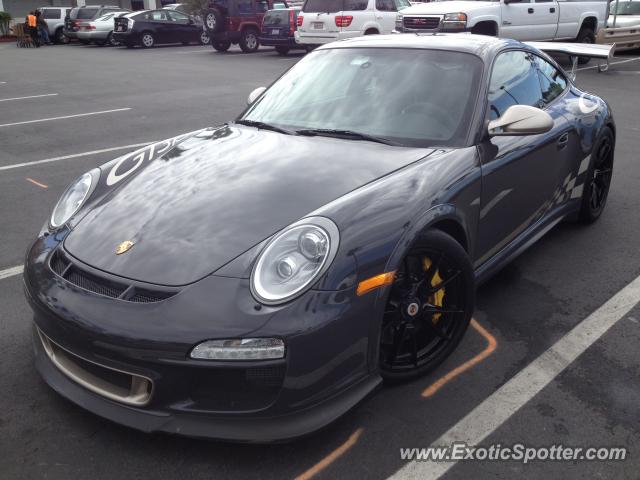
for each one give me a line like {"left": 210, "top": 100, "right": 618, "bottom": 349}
{"left": 271, "top": 28, "right": 279, "bottom": 35}
{"left": 312, "top": 22, "right": 324, "bottom": 30}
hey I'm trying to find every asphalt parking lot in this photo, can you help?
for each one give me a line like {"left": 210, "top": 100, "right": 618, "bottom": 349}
{"left": 1, "top": 40, "right": 640, "bottom": 480}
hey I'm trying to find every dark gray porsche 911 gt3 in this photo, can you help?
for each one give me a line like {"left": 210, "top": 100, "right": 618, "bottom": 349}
{"left": 24, "top": 34, "right": 615, "bottom": 442}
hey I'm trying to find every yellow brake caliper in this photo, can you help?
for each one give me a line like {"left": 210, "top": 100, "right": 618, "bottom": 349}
{"left": 422, "top": 257, "right": 445, "bottom": 324}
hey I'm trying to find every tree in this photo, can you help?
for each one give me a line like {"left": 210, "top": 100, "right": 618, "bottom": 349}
{"left": 0, "top": 11, "right": 12, "bottom": 37}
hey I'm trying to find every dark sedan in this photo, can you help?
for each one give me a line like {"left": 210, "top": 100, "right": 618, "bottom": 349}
{"left": 259, "top": 7, "right": 305, "bottom": 55}
{"left": 24, "top": 34, "right": 615, "bottom": 442}
{"left": 113, "top": 9, "right": 209, "bottom": 48}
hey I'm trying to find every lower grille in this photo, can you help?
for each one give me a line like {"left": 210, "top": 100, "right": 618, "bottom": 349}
{"left": 189, "top": 365, "right": 286, "bottom": 411}
{"left": 403, "top": 16, "right": 441, "bottom": 30}
{"left": 49, "top": 249, "right": 176, "bottom": 303}
{"left": 38, "top": 329, "right": 153, "bottom": 406}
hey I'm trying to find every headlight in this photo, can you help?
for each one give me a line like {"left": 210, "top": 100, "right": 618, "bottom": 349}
{"left": 396, "top": 13, "right": 403, "bottom": 27}
{"left": 50, "top": 170, "right": 96, "bottom": 228}
{"left": 443, "top": 12, "right": 467, "bottom": 28}
{"left": 251, "top": 216, "right": 339, "bottom": 305}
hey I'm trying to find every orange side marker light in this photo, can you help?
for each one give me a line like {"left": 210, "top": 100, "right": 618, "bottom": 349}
{"left": 356, "top": 271, "right": 396, "bottom": 297}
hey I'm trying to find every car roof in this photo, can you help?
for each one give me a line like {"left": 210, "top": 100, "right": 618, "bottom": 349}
{"left": 319, "top": 33, "right": 519, "bottom": 60}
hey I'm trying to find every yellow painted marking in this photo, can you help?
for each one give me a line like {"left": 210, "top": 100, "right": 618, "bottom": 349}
{"left": 295, "top": 428, "right": 363, "bottom": 480}
{"left": 26, "top": 178, "right": 48, "bottom": 189}
{"left": 422, "top": 319, "right": 497, "bottom": 398}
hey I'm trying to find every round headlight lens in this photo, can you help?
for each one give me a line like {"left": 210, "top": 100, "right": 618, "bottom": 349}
{"left": 50, "top": 171, "right": 94, "bottom": 228}
{"left": 251, "top": 218, "right": 339, "bottom": 304}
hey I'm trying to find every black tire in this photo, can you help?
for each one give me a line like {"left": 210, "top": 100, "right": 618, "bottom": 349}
{"left": 107, "top": 32, "right": 119, "bottom": 47}
{"left": 205, "top": 9, "right": 224, "bottom": 34}
{"left": 380, "top": 229, "right": 475, "bottom": 382}
{"left": 239, "top": 28, "right": 259, "bottom": 53}
{"left": 275, "top": 45, "right": 289, "bottom": 55}
{"left": 55, "top": 28, "right": 69, "bottom": 44}
{"left": 212, "top": 40, "right": 231, "bottom": 52}
{"left": 578, "top": 127, "right": 614, "bottom": 223}
{"left": 140, "top": 31, "right": 155, "bottom": 48}
{"left": 364, "top": 29, "right": 379, "bottom": 35}
{"left": 576, "top": 27, "right": 595, "bottom": 64}
{"left": 200, "top": 31, "right": 210, "bottom": 45}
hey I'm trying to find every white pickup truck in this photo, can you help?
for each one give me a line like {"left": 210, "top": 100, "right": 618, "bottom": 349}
{"left": 396, "top": 0, "right": 607, "bottom": 43}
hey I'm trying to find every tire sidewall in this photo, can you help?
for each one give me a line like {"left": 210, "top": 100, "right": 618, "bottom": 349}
{"left": 239, "top": 28, "right": 259, "bottom": 53}
{"left": 379, "top": 229, "right": 475, "bottom": 382}
{"left": 141, "top": 32, "right": 154, "bottom": 48}
{"left": 578, "top": 126, "right": 614, "bottom": 223}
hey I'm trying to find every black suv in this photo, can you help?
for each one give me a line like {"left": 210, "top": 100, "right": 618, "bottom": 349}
{"left": 204, "top": 0, "right": 288, "bottom": 53}
{"left": 64, "top": 5, "right": 129, "bottom": 43}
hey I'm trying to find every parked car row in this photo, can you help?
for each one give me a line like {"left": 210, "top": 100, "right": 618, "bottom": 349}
{"left": 36, "top": 4, "right": 209, "bottom": 49}
{"left": 39, "top": 0, "right": 613, "bottom": 54}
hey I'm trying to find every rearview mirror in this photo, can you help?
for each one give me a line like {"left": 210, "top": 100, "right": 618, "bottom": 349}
{"left": 488, "top": 105, "right": 553, "bottom": 136}
{"left": 247, "top": 86, "right": 267, "bottom": 105}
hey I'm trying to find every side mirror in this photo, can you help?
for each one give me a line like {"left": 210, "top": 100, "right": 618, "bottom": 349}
{"left": 488, "top": 105, "right": 553, "bottom": 136}
{"left": 247, "top": 86, "right": 267, "bottom": 105}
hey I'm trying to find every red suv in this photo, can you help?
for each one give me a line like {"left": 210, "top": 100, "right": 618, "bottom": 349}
{"left": 205, "top": 0, "right": 289, "bottom": 52}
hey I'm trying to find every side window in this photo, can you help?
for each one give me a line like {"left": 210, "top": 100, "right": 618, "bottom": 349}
{"left": 257, "top": 0, "right": 269, "bottom": 12}
{"left": 237, "top": 0, "right": 253, "bottom": 14}
{"left": 488, "top": 51, "right": 544, "bottom": 120}
{"left": 42, "top": 9, "right": 61, "bottom": 19}
{"left": 150, "top": 10, "right": 169, "bottom": 21}
{"left": 344, "top": 0, "right": 369, "bottom": 11}
{"left": 533, "top": 55, "right": 568, "bottom": 104}
{"left": 168, "top": 10, "right": 190, "bottom": 23}
{"left": 376, "top": 0, "right": 396, "bottom": 11}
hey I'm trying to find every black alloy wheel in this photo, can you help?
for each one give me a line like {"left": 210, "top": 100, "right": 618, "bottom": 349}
{"left": 579, "top": 127, "right": 614, "bottom": 223}
{"left": 380, "top": 230, "right": 474, "bottom": 381}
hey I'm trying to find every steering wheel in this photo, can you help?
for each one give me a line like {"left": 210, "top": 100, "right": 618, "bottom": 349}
{"left": 401, "top": 102, "right": 457, "bottom": 132}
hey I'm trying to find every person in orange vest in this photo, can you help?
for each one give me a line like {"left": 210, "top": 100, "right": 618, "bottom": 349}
{"left": 26, "top": 11, "right": 40, "bottom": 47}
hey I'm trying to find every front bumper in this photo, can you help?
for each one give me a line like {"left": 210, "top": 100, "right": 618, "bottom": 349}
{"left": 63, "top": 28, "right": 79, "bottom": 39}
{"left": 24, "top": 233, "right": 382, "bottom": 441}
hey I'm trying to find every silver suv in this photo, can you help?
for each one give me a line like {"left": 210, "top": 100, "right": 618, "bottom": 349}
{"left": 37, "top": 6, "right": 72, "bottom": 44}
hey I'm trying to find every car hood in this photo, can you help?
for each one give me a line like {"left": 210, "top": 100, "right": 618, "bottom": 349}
{"left": 402, "top": 1, "right": 494, "bottom": 14}
{"left": 64, "top": 125, "right": 434, "bottom": 286}
{"left": 606, "top": 15, "right": 640, "bottom": 27}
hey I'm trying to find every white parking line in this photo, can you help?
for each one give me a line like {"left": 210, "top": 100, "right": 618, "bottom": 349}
{"left": 391, "top": 273, "right": 640, "bottom": 480}
{"left": 0, "top": 108, "right": 131, "bottom": 128}
{"left": 578, "top": 56, "right": 640, "bottom": 71}
{"left": 0, "top": 142, "right": 153, "bottom": 172}
{"left": 0, "top": 265, "right": 23, "bottom": 280}
{"left": 0, "top": 93, "right": 58, "bottom": 102}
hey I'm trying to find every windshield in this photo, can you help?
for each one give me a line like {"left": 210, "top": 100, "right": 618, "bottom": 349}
{"left": 242, "top": 48, "right": 482, "bottom": 147}
{"left": 610, "top": 1, "right": 640, "bottom": 15}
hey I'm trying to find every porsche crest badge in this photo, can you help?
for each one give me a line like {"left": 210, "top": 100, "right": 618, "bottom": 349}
{"left": 115, "top": 240, "right": 135, "bottom": 255}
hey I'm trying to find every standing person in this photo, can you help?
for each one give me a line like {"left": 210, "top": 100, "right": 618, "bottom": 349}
{"left": 36, "top": 10, "right": 51, "bottom": 45}
{"left": 26, "top": 11, "right": 40, "bottom": 47}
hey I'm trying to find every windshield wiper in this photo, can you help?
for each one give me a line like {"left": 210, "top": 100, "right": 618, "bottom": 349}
{"left": 295, "top": 128, "right": 398, "bottom": 146}
{"left": 234, "top": 120, "right": 295, "bottom": 135}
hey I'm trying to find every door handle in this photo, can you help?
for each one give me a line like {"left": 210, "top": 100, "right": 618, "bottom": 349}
{"left": 557, "top": 133, "right": 569, "bottom": 149}
{"left": 528, "top": 7, "right": 534, "bottom": 13}
{"left": 550, "top": 7, "right": 555, "bottom": 12}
